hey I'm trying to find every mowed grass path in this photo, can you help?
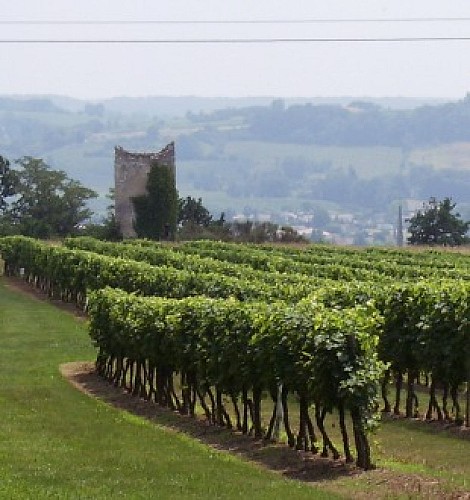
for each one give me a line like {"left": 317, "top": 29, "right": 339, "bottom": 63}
{"left": 0, "top": 280, "right": 335, "bottom": 499}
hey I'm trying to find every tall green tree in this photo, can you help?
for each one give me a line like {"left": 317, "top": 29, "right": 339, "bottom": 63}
{"left": 407, "top": 197, "right": 469, "bottom": 246}
{"left": 132, "top": 161, "right": 178, "bottom": 240}
{"left": 5, "top": 156, "right": 97, "bottom": 238}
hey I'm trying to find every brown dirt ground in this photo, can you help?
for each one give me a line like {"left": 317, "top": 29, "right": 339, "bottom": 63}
{"left": 4, "top": 276, "right": 470, "bottom": 499}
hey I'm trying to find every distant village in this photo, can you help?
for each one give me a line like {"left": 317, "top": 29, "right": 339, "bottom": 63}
{"left": 230, "top": 200, "right": 424, "bottom": 246}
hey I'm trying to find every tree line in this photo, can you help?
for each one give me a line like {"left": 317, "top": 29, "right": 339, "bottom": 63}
{"left": 0, "top": 154, "right": 307, "bottom": 243}
{"left": 188, "top": 95, "right": 470, "bottom": 148}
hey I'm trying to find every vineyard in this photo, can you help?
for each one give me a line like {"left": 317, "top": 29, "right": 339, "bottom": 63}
{"left": 0, "top": 235, "right": 469, "bottom": 473}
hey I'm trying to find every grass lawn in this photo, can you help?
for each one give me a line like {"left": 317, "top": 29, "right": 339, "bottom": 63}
{"left": 375, "top": 418, "right": 469, "bottom": 489}
{"left": 1, "top": 278, "right": 469, "bottom": 499}
{"left": 0, "top": 279, "right": 335, "bottom": 499}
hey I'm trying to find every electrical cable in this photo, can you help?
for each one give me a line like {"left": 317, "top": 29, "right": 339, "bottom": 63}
{"left": 1, "top": 37, "right": 470, "bottom": 44}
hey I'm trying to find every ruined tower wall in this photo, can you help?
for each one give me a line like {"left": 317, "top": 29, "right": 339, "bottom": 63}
{"left": 114, "top": 142, "right": 175, "bottom": 238}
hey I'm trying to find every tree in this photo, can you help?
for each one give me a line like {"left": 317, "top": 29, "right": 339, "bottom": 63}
{"left": 178, "top": 196, "right": 213, "bottom": 227}
{"left": 176, "top": 196, "right": 219, "bottom": 241}
{"left": 80, "top": 188, "right": 122, "bottom": 241}
{"left": 132, "top": 161, "right": 178, "bottom": 240}
{"left": 407, "top": 197, "right": 469, "bottom": 246}
{"left": 0, "top": 155, "right": 15, "bottom": 212}
{"left": 3, "top": 156, "right": 97, "bottom": 238}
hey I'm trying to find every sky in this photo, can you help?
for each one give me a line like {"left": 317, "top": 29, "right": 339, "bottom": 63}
{"left": 1, "top": 0, "right": 470, "bottom": 100}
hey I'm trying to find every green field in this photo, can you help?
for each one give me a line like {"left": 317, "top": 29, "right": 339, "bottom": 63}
{"left": 411, "top": 142, "right": 470, "bottom": 171}
{"left": 224, "top": 141, "right": 406, "bottom": 179}
{"left": 224, "top": 140, "right": 470, "bottom": 175}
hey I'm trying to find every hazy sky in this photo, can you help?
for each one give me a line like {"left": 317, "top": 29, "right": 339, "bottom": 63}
{"left": 2, "top": 0, "right": 470, "bottom": 100}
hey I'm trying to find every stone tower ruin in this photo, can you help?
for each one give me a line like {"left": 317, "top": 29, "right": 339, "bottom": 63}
{"left": 114, "top": 142, "right": 175, "bottom": 238}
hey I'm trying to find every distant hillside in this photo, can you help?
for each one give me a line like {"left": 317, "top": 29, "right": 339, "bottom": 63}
{"left": 0, "top": 97, "right": 65, "bottom": 113}
{"left": 1, "top": 93, "right": 469, "bottom": 224}
{"left": 94, "top": 95, "right": 449, "bottom": 117}
{"left": 1, "top": 94, "right": 448, "bottom": 117}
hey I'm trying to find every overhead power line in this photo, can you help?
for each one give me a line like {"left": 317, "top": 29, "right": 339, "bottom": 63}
{"left": 1, "top": 37, "right": 470, "bottom": 44}
{"left": 2, "top": 17, "right": 470, "bottom": 25}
